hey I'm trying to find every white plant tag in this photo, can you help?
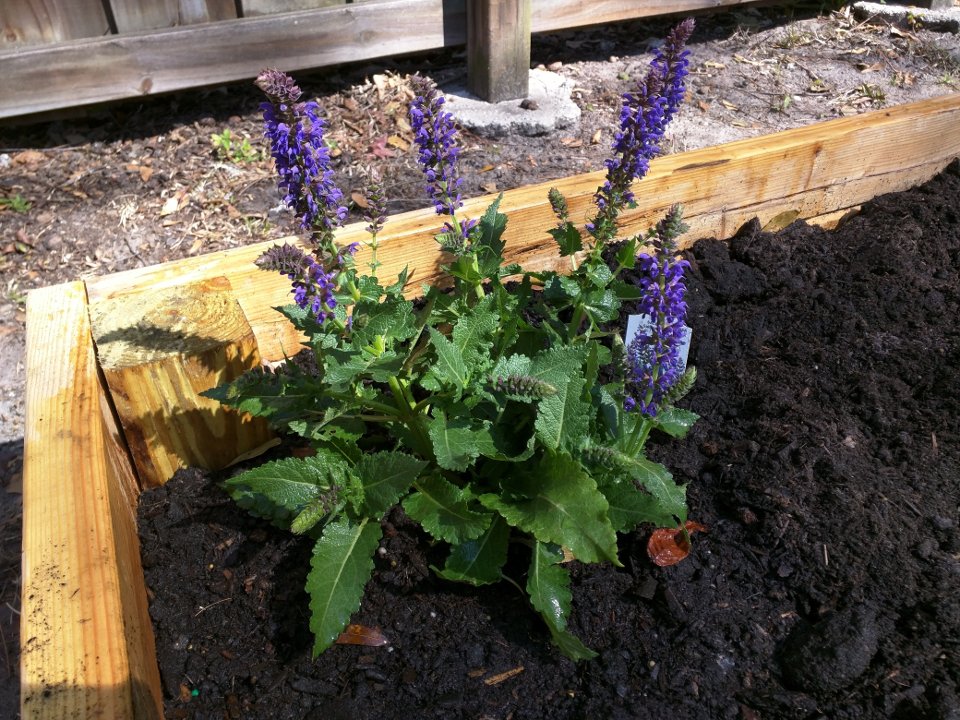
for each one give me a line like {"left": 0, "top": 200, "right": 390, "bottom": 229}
{"left": 624, "top": 314, "right": 692, "bottom": 371}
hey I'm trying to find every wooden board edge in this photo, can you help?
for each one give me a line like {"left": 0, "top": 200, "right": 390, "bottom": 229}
{"left": 21, "top": 281, "right": 162, "bottom": 720}
{"left": 83, "top": 94, "right": 960, "bottom": 362}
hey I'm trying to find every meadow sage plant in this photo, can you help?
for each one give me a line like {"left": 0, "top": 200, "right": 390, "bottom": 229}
{"left": 207, "top": 19, "right": 699, "bottom": 661}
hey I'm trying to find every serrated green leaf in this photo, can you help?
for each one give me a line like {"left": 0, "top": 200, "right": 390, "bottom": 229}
{"left": 434, "top": 516, "right": 509, "bottom": 585}
{"left": 548, "top": 222, "right": 583, "bottom": 257}
{"left": 582, "top": 288, "right": 620, "bottom": 323}
{"left": 543, "top": 274, "right": 581, "bottom": 303}
{"left": 474, "top": 195, "right": 508, "bottom": 277}
{"left": 202, "top": 366, "right": 326, "bottom": 425}
{"left": 452, "top": 296, "right": 498, "bottom": 374}
{"left": 428, "top": 327, "right": 468, "bottom": 390}
{"left": 385, "top": 266, "right": 410, "bottom": 295}
{"left": 276, "top": 303, "right": 326, "bottom": 335}
{"left": 601, "top": 478, "right": 678, "bottom": 532}
{"left": 427, "top": 411, "right": 487, "bottom": 471}
{"left": 290, "top": 496, "right": 330, "bottom": 535}
{"left": 527, "top": 542, "right": 571, "bottom": 630}
{"left": 323, "top": 347, "right": 404, "bottom": 386}
{"left": 351, "top": 297, "right": 417, "bottom": 346}
{"left": 628, "top": 456, "right": 688, "bottom": 523}
{"left": 479, "top": 452, "right": 619, "bottom": 565}
{"left": 307, "top": 518, "right": 381, "bottom": 656}
{"left": 615, "top": 237, "right": 637, "bottom": 270}
{"left": 652, "top": 406, "right": 700, "bottom": 439}
{"left": 402, "top": 475, "right": 492, "bottom": 543}
{"left": 531, "top": 347, "right": 590, "bottom": 451}
{"left": 224, "top": 453, "right": 346, "bottom": 516}
{"left": 355, "top": 451, "right": 428, "bottom": 517}
{"left": 585, "top": 262, "right": 613, "bottom": 289}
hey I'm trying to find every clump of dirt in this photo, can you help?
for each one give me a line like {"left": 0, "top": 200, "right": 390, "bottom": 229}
{"left": 138, "top": 161, "right": 960, "bottom": 720}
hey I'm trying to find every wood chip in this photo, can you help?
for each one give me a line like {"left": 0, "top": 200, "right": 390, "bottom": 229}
{"left": 483, "top": 666, "right": 524, "bottom": 685}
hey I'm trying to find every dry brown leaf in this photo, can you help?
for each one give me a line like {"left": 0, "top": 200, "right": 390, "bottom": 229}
{"left": 386, "top": 135, "right": 410, "bottom": 151}
{"left": 647, "top": 521, "right": 708, "bottom": 567}
{"left": 335, "top": 624, "right": 389, "bottom": 647}
{"left": 560, "top": 137, "right": 583, "bottom": 148}
{"left": 591, "top": 129, "right": 602, "bottom": 144}
{"left": 160, "top": 196, "right": 180, "bottom": 216}
{"left": 721, "top": 99, "right": 739, "bottom": 111}
{"left": 351, "top": 191, "right": 369, "bottom": 209}
{"left": 697, "top": 100, "right": 711, "bottom": 112}
{"left": 139, "top": 165, "right": 154, "bottom": 182}
{"left": 13, "top": 150, "right": 45, "bottom": 165}
{"left": 480, "top": 182, "right": 497, "bottom": 193}
{"left": 703, "top": 60, "right": 726, "bottom": 69}
{"left": 479, "top": 164, "right": 495, "bottom": 172}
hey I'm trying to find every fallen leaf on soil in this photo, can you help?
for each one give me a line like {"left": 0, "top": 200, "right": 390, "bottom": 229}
{"left": 591, "top": 129, "right": 602, "bottom": 144}
{"left": 387, "top": 135, "right": 410, "bottom": 151}
{"left": 560, "top": 137, "right": 583, "bottom": 147}
{"left": 698, "top": 100, "right": 711, "bottom": 112}
{"left": 647, "top": 521, "right": 708, "bottom": 567}
{"left": 479, "top": 164, "right": 495, "bottom": 172}
{"left": 721, "top": 99, "right": 739, "bottom": 111}
{"left": 369, "top": 136, "right": 396, "bottom": 159}
{"left": 13, "top": 150, "right": 45, "bottom": 165}
{"left": 762, "top": 209, "right": 800, "bottom": 232}
{"left": 703, "top": 60, "right": 726, "bottom": 69}
{"left": 160, "top": 190, "right": 189, "bottom": 217}
{"left": 351, "top": 191, "right": 369, "bottom": 209}
{"left": 335, "top": 624, "right": 389, "bottom": 647}
{"left": 480, "top": 182, "right": 497, "bottom": 193}
{"left": 139, "top": 166, "right": 154, "bottom": 182}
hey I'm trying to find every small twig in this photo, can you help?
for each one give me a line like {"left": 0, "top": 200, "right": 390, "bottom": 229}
{"left": 195, "top": 597, "right": 232, "bottom": 617}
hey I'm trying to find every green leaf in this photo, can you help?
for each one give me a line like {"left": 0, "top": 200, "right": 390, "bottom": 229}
{"left": 628, "top": 456, "right": 688, "bottom": 523}
{"left": 615, "top": 237, "right": 637, "bottom": 270}
{"left": 323, "top": 347, "right": 404, "bottom": 386}
{"left": 385, "top": 266, "right": 411, "bottom": 296}
{"left": 276, "top": 303, "right": 326, "bottom": 336}
{"left": 435, "top": 516, "right": 509, "bottom": 585}
{"left": 543, "top": 274, "right": 581, "bottom": 303}
{"left": 224, "top": 453, "right": 347, "bottom": 518}
{"left": 545, "top": 625, "right": 598, "bottom": 661}
{"left": 548, "top": 222, "right": 583, "bottom": 257}
{"left": 653, "top": 406, "right": 700, "bottom": 439}
{"left": 355, "top": 451, "right": 428, "bottom": 517}
{"left": 582, "top": 288, "right": 620, "bottom": 323}
{"left": 479, "top": 452, "right": 619, "bottom": 565}
{"left": 452, "top": 295, "right": 498, "bottom": 374}
{"left": 527, "top": 542, "right": 571, "bottom": 630}
{"left": 203, "top": 366, "right": 326, "bottom": 425}
{"left": 530, "top": 346, "right": 590, "bottom": 451}
{"left": 307, "top": 518, "right": 382, "bottom": 656}
{"left": 474, "top": 195, "right": 508, "bottom": 276}
{"left": 402, "top": 475, "right": 492, "bottom": 544}
{"left": 427, "top": 411, "right": 487, "bottom": 472}
{"left": 601, "top": 478, "right": 678, "bottom": 532}
{"left": 526, "top": 542, "right": 598, "bottom": 661}
{"left": 351, "top": 297, "right": 417, "bottom": 346}
{"left": 428, "top": 327, "right": 468, "bottom": 390}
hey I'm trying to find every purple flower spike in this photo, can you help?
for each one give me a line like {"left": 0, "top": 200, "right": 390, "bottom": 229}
{"left": 591, "top": 19, "right": 694, "bottom": 241}
{"left": 625, "top": 205, "right": 689, "bottom": 416}
{"left": 409, "top": 76, "right": 466, "bottom": 221}
{"left": 256, "top": 69, "right": 347, "bottom": 246}
{"left": 256, "top": 243, "right": 338, "bottom": 324}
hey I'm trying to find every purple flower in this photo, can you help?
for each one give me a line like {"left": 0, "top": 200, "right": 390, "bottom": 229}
{"left": 591, "top": 19, "right": 694, "bottom": 241}
{"left": 362, "top": 180, "right": 388, "bottom": 236}
{"left": 409, "top": 76, "right": 466, "bottom": 221}
{"left": 625, "top": 205, "right": 689, "bottom": 416}
{"left": 256, "top": 243, "right": 338, "bottom": 323}
{"left": 256, "top": 69, "right": 347, "bottom": 245}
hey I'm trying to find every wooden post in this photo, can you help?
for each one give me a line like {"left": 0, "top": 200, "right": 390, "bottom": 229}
{"left": 467, "top": 0, "right": 531, "bottom": 103}
{"left": 88, "top": 276, "right": 273, "bottom": 488}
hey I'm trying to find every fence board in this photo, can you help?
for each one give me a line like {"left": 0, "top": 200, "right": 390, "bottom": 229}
{"left": 242, "top": 0, "right": 347, "bottom": 17}
{"left": 1, "top": 0, "right": 109, "bottom": 46}
{"left": 179, "top": 0, "right": 239, "bottom": 24}
{"left": 110, "top": 0, "right": 179, "bottom": 34}
{"left": 0, "top": 0, "right": 762, "bottom": 118}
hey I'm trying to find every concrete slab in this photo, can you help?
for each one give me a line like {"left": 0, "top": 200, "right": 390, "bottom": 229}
{"left": 442, "top": 69, "right": 580, "bottom": 137}
{"left": 852, "top": 1, "right": 960, "bottom": 33}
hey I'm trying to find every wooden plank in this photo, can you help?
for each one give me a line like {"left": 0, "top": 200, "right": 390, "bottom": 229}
{"left": 179, "top": 0, "right": 239, "bottom": 24}
{"left": 0, "top": 0, "right": 109, "bottom": 46}
{"left": 241, "top": 0, "right": 347, "bottom": 17}
{"left": 0, "top": 0, "right": 767, "bottom": 118}
{"left": 21, "top": 282, "right": 162, "bottom": 720}
{"left": 84, "top": 94, "right": 960, "bottom": 364}
{"left": 88, "top": 276, "right": 273, "bottom": 488}
{"left": 109, "top": 0, "right": 179, "bottom": 34}
{"left": 468, "top": 0, "right": 531, "bottom": 102}
{"left": 530, "top": 0, "right": 765, "bottom": 33}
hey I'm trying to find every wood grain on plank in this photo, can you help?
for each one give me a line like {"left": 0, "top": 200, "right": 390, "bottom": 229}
{"left": 0, "top": 0, "right": 109, "bottom": 46}
{"left": 85, "top": 94, "right": 960, "bottom": 364}
{"left": 21, "top": 282, "right": 162, "bottom": 720}
{"left": 88, "top": 276, "right": 273, "bottom": 487}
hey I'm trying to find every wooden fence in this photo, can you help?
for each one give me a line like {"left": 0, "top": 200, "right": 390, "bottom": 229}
{"left": 0, "top": 0, "right": 761, "bottom": 119}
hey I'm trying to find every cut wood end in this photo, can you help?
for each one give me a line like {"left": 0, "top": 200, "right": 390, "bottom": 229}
{"left": 89, "top": 276, "right": 252, "bottom": 368}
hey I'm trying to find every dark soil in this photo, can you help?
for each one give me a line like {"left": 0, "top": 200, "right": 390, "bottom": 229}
{"left": 138, "top": 161, "right": 960, "bottom": 720}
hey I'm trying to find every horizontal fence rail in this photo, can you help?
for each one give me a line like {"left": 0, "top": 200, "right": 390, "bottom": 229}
{"left": 0, "top": 0, "right": 761, "bottom": 119}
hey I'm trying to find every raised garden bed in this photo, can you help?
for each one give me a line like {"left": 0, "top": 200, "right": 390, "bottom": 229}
{"left": 21, "top": 94, "right": 960, "bottom": 719}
